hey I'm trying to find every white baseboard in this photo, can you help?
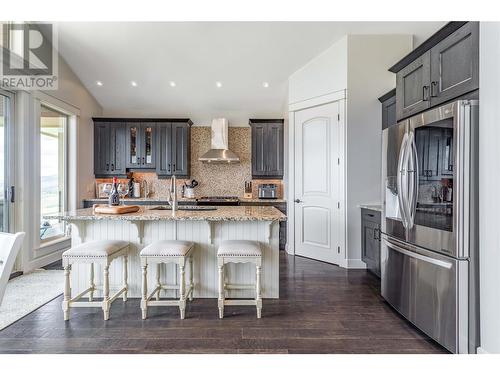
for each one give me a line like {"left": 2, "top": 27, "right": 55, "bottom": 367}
{"left": 23, "top": 249, "right": 65, "bottom": 273}
{"left": 345, "top": 259, "right": 367, "bottom": 269}
{"left": 476, "top": 347, "right": 490, "bottom": 354}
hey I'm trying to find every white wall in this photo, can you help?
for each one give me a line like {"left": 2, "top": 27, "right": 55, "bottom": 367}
{"left": 478, "top": 22, "right": 500, "bottom": 354}
{"left": 43, "top": 56, "right": 103, "bottom": 205}
{"left": 288, "top": 34, "right": 412, "bottom": 267}
{"left": 288, "top": 37, "right": 348, "bottom": 105}
{"left": 345, "top": 35, "right": 412, "bottom": 264}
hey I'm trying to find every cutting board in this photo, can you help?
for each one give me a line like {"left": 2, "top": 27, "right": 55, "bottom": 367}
{"left": 93, "top": 204, "right": 140, "bottom": 215}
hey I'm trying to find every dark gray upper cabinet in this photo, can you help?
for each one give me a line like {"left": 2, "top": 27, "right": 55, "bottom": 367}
{"left": 249, "top": 119, "right": 284, "bottom": 179}
{"left": 156, "top": 121, "right": 191, "bottom": 178}
{"left": 379, "top": 89, "right": 396, "bottom": 130}
{"left": 393, "top": 22, "right": 479, "bottom": 121}
{"left": 126, "top": 123, "right": 156, "bottom": 169}
{"left": 93, "top": 118, "right": 192, "bottom": 177}
{"left": 429, "top": 22, "right": 479, "bottom": 107}
{"left": 396, "top": 51, "right": 431, "bottom": 120}
{"left": 94, "top": 121, "right": 126, "bottom": 177}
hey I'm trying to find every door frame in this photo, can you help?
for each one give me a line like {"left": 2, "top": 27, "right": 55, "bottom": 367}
{"left": 16, "top": 91, "right": 80, "bottom": 272}
{"left": 287, "top": 89, "right": 347, "bottom": 267}
{"left": 0, "top": 89, "right": 16, "bottom": 234}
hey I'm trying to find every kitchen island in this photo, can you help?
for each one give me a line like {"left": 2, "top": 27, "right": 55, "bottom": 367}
{"left": 46, "top": 206, "right": 286, "bottom": 299}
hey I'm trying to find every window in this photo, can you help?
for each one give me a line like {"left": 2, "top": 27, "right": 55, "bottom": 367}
{"left": 40, "top": 105, "right": 67, "bottom": 242}
{"left": 0, "top": 93, "right": 12, "bottom": 232}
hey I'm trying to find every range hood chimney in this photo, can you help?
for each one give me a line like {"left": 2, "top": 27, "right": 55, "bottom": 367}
{"left": 199, "top": 118, "right": 240, "bottom": 163}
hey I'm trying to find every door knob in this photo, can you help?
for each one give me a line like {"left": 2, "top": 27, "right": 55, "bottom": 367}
{"left": 294, "top": 199, "right": 302, "bottom": 203}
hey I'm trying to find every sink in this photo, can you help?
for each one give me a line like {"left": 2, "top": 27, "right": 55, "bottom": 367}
{"left": 150, "top": 205, "right": 217, "bottom": 211}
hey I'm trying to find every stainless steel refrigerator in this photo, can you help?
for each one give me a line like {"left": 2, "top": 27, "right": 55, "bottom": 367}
{"left": 381, "top": 99, "right": 479, "bottom": 353}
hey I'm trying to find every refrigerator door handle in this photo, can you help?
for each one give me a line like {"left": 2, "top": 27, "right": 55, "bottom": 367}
{"left": 397, "top": 133, "right": 409, "bottom": 228}
{"left": 406, "top": 131, "right": 419, "bottom": 229}
{"left": 385, "top": 238, "right": 453, "bottom": 269}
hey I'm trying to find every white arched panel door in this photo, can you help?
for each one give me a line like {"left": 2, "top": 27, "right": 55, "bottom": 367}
{"left": 294, "top": 101, "right": 342, "bottom": 264}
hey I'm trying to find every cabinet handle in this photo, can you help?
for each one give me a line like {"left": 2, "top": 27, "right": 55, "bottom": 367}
{"left": 294, "top": 199, "right": 302, "bottom": 203}
{"left": 422, "top": 85, "right": 429, "bottom": 101}
{"left": 106, "top": 163, "right": 109, "bottom": 171}
{"left": 111, "top": 163, "right": 114, "bottom": 171}
{"left": 430, "top": 81, "right": 438, "bottom": 97}
{"left": 142, "top": 157, "right": 145, "bottom": 164}
{"left": 173, "top": 163, "right": 176, "bottom": 171}
{"left": 168, "top": 163, "right": 171, "bottom": 172}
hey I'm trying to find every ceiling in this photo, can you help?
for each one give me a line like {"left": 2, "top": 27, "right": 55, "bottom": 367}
{"left": 56, "top": 22, "right": 446, "bottom": 125}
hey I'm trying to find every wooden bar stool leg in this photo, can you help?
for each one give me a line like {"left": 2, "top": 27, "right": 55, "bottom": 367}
{"left": 62, "top": 264, "right": 71, "bottom": 321}
{"left": 218, "top": 261, "right": 224, "bottom": 319}
{"left": 102, "top": 264, "right": 110, "bottom": 320}
{"left": 89, "top": 263, "right": 95, "bottom": 302}
{"left": 179, "top": 262, "right": 186, "bottom": 319}
{"left": 189, "top": 255, "right": 194, "bottom": 301}
{"left": 123, "top": 255, "right": 128, "bottom": 302}
{"left": 155, "top": 263, "right": 161, "bottom": 301}
{"left": 256, "top": 265, "right": 262, "bottom": 319}
{"left": 141, "top": 263, "right": 148, "bottom": 319}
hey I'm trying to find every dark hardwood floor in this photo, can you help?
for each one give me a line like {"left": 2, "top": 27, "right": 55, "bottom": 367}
{"left": 0, "top": 252, "right": 448, "bottom": 354}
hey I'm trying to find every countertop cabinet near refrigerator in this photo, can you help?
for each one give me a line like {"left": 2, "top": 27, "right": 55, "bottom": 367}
{"left": 94, "top": 121, "right": 126, "bottom": 177}
{"left": 394, "top": 22, "right": 479, "bottom": 121}
{"left": 361, "top": 208, "right": 381, "bottom": 278}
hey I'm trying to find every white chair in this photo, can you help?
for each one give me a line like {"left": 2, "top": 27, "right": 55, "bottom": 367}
{"left": 0, "top": 232, "right": 26, "bottom": 306}
{"left": 140, "top": 240, "right": 194, "bottom": 320}
{"left": 217, "top": 240, "right": 262, "bottom": 319}
{"left": 62, "top": 240, "right": 129, "bottom": 321}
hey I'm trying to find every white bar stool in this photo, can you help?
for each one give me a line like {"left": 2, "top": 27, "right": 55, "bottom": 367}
{"left": 217, "top": 240, "right": 262, "bottom": 319}
{"left": 62, "top": 240, "right": 129, "bottom": 321}
{"left": 140, "top": 240, "right": 194, "bottom": 319}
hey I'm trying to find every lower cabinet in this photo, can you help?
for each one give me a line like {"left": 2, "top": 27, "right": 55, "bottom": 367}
{"left": 361, "top": 208, "right": 381, "bottom": 277}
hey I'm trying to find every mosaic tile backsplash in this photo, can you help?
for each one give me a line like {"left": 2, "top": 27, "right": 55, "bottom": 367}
{"left": 95, "top": 127, "right": 283, "bottom": 199}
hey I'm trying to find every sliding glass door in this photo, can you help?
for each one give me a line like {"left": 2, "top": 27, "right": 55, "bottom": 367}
{"left": 39, "top": 105, "right": 67, "bottom": 242}
{"left": 0, "top": 90, "right": 13, "bottom": 233}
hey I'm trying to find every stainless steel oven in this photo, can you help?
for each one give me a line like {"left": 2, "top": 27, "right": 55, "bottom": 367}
{"left": 381, "top": 99, "right": 479, "bottom": 353}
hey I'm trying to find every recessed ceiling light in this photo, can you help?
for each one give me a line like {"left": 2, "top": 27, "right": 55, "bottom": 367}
{"left": 96, "top": 81, "right": 103, "bottom": 86}
{"left": 169, "top": 81, "right": 176, "bottom": 87}
{"left": 215, "top": 81, "right": 222, "bottom": 88}
{"left": 131, "top": 81, "right": 138, "bottom": 87}
{"left": 263, "top": 82, "right": 269, "bottom": 88}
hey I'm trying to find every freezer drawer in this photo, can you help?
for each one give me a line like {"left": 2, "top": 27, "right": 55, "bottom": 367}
{"left": 381, "top": 237, "right": 469, "bottom": 353}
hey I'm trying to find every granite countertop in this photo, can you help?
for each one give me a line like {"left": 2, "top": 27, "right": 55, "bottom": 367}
{"left": 238, "top": 198, "right": 286, "bottom": 203}
{"left": 358, "top": 204, "right": 383, "bottom": 212}
{"left": 84, "top": 197, "right": 197, "bottom": 202}
{"left": 46, "top": 205, "right": 287, "bottom": 222}
{"left": 84, "top": 197, "right": 286, "bottom": 203}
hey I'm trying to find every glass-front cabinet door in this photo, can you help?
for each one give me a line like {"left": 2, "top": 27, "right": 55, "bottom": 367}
{"left": 141, "top": 123, "right": 156, "bottom": 168}
{"left": 126, "top": 123, "right": 155, "bottom": 169}
{"left": 126, "top": 123, "right": 141, "bottom": 168}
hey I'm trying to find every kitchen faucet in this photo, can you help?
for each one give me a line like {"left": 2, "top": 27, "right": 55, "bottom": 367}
{"left": 167, "top": 175, "right": 178, "bottom": 214}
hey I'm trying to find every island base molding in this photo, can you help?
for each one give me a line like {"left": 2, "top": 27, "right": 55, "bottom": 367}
{"left": 68, "top": 220, "right": 280, "bottom": 299}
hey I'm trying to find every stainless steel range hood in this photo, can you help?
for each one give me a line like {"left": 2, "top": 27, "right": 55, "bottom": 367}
{"left": 199, "top": 118, "right": 240, "bottom": 163}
